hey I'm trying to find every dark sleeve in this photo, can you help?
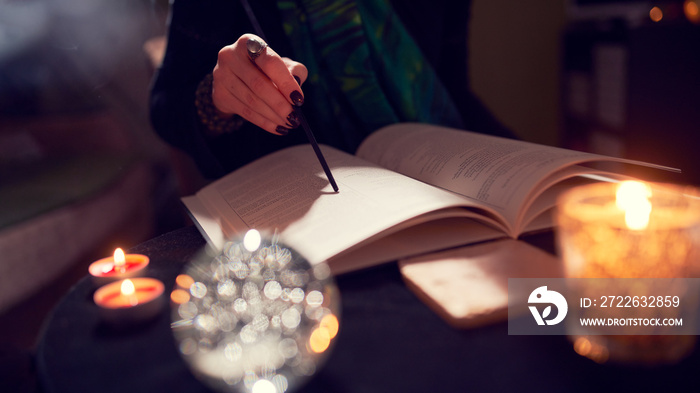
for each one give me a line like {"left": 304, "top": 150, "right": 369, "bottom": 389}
{"left": 149, "top": 0, "right": 232, "bottom": 178}
{"left": 391, "top": 0, "right": 517, "bottom": 139}
{"left": 149, "top": 0, "right": 303, "bottom": 179}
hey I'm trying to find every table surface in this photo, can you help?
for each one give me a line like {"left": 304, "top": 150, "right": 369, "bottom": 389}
{"left": 36, "top": 226, "right": 700, "bottom": 393}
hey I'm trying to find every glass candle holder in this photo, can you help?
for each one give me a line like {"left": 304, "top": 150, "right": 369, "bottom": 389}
{"left": 171, "top": 230, "right": 340, "bottom": 393}
{"left": 556, "top": 181, "right": 700, "bottom": 365}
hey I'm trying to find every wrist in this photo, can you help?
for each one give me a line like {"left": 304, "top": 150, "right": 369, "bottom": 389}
{"left": 195, "top": 73, "right": 244, "bottom": 135}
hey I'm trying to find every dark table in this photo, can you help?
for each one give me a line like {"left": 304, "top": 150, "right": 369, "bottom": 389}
{"left": 36, "top": 226, "right": 700, "bottom": 392}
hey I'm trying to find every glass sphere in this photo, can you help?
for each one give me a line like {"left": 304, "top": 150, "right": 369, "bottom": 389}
{"left": 171, "top": 230, "right": 340, "bottom": 393}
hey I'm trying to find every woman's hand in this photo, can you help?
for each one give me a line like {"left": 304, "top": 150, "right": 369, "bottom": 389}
{"left": 211, "top": 34, "right": 308, "bottom": 135}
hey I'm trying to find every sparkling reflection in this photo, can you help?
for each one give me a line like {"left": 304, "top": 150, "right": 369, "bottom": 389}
{"left": 191, "top": 282, "right": 208, "bottom": 298}
{"left": 281, "top": 308, "right": 301, "bottom": 330}
{"left": 243, "top": 229, "right": 262, "bottom": 252}
{"left": 264, "top": 281, "right": 282, "bottom": 300}
{"left": 171, "top": 234, "right": 340, "bottom": 393}
{"left": 180, "top": 337, "right": 198, "bottom": 356}
{"left": 252, "top": 379, "right": 276, "bottom": 393}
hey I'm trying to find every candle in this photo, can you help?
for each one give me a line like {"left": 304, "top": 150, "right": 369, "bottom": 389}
{"left": 94, "top": 277, "right": 165, "bottom": 325}
{"left": 558, "top": 181, "right": 700, "bottom": 278}
{"left": 89, "top": 248, "right": 149, "bottom": 285}
{"left": 556, "top": 181, "right": 700, "bottom": 364}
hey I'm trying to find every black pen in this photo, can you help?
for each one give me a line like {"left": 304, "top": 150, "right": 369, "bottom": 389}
{"left": 240, "top": 0, "right": 339, "bottom": 192}
{"left": 295, "top": 108, "right": 339, "bottom": 192}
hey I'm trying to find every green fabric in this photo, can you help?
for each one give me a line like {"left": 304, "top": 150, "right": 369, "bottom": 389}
{"left": 0, "top": 155, "right": 137, "bottom": 231}
{"left": 277, "top": 0, "right": 463, "bottom": 148}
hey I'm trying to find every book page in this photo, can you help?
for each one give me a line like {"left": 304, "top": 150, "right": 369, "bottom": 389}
{"left": 357, "top": 123, "right": 676, "bottom": 235}
{"left": 331, "top": 217, "right": 506, "bottom": 274}
{"left": 194, "top": 144, "right": 487, "bottom": 266}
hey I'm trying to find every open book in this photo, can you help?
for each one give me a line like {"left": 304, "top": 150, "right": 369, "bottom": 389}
{"left": 183, "top": 123, "right": 676, "bottom": 274}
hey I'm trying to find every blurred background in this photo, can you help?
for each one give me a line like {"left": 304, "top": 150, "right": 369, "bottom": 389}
{"left": 0, "top": 0, "right": 698, "bottom": 389}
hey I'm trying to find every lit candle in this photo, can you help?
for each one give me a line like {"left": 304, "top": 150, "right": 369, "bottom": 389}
{"left": 94, "top": 277, "right": 165, "bottom": 325}
{"left": 558, "top": 181, "right": 700, "bottom": 278}
{"left": 88, "top": 248, "right": 149, "bottom": 285}
{"left": 557, "top": 180, "right": 700, "bottom": 364}
{"left": 615, "top": 180, "right": 652, "bottom": 230}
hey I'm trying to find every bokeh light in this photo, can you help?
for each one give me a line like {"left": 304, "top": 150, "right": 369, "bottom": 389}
{"left": 573, "top": 336, "right": 609, "bottom": 364}
{"left": 176, "top": 274, "right": 195, "bottom": 290}
{"left": 171, "top": 235, "right": 340, "bottom": 393}
{"left": 684, "top": 0, "right": 700, "bottom": 23}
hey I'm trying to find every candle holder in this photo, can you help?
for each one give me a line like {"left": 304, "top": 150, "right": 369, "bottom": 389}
{"left": 556, "top": 181, "right": 700, "bottom": 365}
{"left": 94, "top": 277, "right": 165, "bottom": 326}
{"left": 171, "top": 229, "right": 340, "bottom": 393}
{"left": 88, "top": 248, "right": 149, "bottom": 286}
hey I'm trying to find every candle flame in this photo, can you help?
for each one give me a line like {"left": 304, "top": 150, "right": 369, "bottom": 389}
{"left": 121, "top": 279, "right": 136, "bottom": 296}
{"left": 114, "top": 248, "right": 126, "bottom": 270}
{"left": 616, "top": 181, "right": 652, "bottom": 230}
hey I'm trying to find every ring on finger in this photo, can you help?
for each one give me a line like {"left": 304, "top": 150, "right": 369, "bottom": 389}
{"left": 247, "top": 37, "right": 267, "bottom": 61}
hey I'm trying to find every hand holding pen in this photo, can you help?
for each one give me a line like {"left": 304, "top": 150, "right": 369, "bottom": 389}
{"left": 209, "top": 33, "right": 339, "bottom": 192}
{"left": 211, "top": 34, "right": 307, "bottom": 137}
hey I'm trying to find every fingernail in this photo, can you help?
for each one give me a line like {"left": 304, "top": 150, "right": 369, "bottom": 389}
{"left": 286, "top": 110, "right": 301, "bottom": 128}
{"left": 290, "top": 90, "right": 304, "bottom": 107}
{"left": 293, "top": 75, "right": 301, "bottom": 85}
{"left": 275, "top": 126, "right": 290, "bottom": 135}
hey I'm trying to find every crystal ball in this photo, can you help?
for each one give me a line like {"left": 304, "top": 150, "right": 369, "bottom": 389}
{"left": 171, "top": 230, "right": 340, "bottom": 393}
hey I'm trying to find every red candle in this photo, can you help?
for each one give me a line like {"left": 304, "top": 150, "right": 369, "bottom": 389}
{"left": 94, "top": 278, "right": 165, "bottom": 325}
{"left": 89, "top": 248, "right": 149, "bottom": 285}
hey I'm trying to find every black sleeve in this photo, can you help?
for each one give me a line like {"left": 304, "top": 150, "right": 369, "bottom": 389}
{"left": 149, "top": 0, "right": 232, "bottom": 178}
{"left": 149, "top": 0, "right": 304, "bottom": 179}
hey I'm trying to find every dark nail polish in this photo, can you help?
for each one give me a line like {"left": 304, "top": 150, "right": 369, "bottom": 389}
{"left": 293, "top": 75, "right": 301, "bottom": 85}
{"left": 275, "top": 126, "right": 290, "bottom": 135}
{"left": 290, "top": 90, "right": 304, "bottom": 107}
{"left": 286, "top": 110, "right": 301, "bottom": 128}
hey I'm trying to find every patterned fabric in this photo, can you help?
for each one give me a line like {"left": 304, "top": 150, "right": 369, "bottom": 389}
{"left": 277, "top": 0, "right": 464, "bottom": 150}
